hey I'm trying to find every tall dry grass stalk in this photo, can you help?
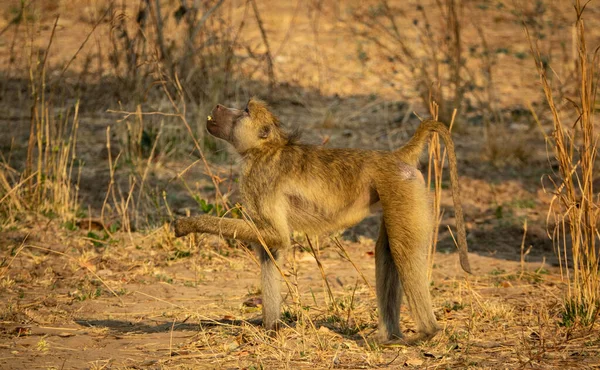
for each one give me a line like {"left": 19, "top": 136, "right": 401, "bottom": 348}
{"left": 529, "top": 0, "right": 599, "bottom": 326}
{"left": 426, "top": 101, "right": 457, "bottom": 280}
{"left": 1, "top": 18, "right": 81, "bottom": 227}
{"left": 0, "top": 104, "right": 81, "bottom": 227}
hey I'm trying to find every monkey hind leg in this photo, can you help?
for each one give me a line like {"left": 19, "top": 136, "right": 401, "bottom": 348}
{"left": 375, "top": 220, "right": 403, "bottom": 342}
{"left": 255, "top": 245, "right": 282, "bottom": 332}
{"left": 390, "top": 234, "right": 440, "bottom": 341}
{"left": 380, "top": 183, "right": 440, "bottom": 341}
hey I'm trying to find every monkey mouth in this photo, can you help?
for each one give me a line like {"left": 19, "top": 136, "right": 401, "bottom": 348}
{"left": 207, "top": 104, "right": 238, "bottom": 141}
{"left": 206, "top": 115, "right": 226, "bottom": 139}
{"left": 206, "top": 119, "right": 219, "bottom": 135}
{"left": 207, "top": 113, "right": 220, "bottom": 129}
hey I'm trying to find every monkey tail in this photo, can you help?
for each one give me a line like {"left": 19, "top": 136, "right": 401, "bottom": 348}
{"left": 394, "top": 120, "right": 439, "bottom": 165}
{"left": 396, "top": 120, "right": 472, "bottom": 274}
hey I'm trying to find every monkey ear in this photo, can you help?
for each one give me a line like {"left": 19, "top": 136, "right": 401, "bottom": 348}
{"left": 247, "top": 97, "right": 262, "bottom": 110}
{"left": 247, "top": 98, "right": 281, "bottom": 127}
{"left": 259, "top": 126, "right": 271, "bottom": 139}
{"left": 247, "top": 97, "right": 263, "bottom": 110}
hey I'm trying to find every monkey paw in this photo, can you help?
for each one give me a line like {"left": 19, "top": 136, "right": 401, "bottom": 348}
{"left": 378, "top": 330, "right": 439, "bottom": 347}
{"left": 173, "top": 218, "right": 189, "bottom": 238}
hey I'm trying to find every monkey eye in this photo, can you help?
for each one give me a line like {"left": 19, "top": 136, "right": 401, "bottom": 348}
{"left": 244, "top": 107, "right": 250, "bottom": 114}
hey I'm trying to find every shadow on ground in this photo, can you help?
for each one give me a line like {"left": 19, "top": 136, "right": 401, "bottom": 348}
{"left": 74, "top": 317, "right": 262, "bottom": 334}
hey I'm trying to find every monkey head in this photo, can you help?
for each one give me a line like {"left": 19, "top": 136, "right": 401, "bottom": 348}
{"left": 207, "top": 98, "right": 284, "bottom": 153}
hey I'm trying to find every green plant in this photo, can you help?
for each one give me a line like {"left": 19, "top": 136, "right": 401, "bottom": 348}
{"left": 86, "top": 231, "right": 112, "bottom": 248}
{"left": 560, "top": 299, "right": 597, "bottom": 327}
{"left": 169, "top": 247, "right": 192, "bottom": 261}
{"left": 443, "top": 301, "right": 465, "bottom": 312}
{"left": 155, "top": 273, "right": 173, "bottom": 284}
{"left": 74, "top": 287, "right": 103, "bottom": 302}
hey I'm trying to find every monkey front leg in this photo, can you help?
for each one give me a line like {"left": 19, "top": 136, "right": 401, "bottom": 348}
{"left": 174, "top": 215, "right": 281, "bottom": 245}
{"left": 175, "top": 215, "right": 286, "bottom": 332}
{"left": 254, "top": 244, "right": 282, "bottom": 332}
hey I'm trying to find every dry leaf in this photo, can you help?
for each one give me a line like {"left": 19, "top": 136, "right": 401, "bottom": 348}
{"left": 423, "top": 351, "right": 442, "bottom": 359}
{"left": 318, "top": 326, "right": 332, "bottom": 334}
{"left": 404, "top": 357, "right": 424, "bottom": 367}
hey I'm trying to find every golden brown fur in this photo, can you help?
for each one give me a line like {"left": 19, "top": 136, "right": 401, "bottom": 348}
{"left": 174, "top": 98, "right": 471, "bottom": 342}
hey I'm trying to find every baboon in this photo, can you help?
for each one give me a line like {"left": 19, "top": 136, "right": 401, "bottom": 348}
{"left": 174, "top": 98, "right": 471, "bottom": 343}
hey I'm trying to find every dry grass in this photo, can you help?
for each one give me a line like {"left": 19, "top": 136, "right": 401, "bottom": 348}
{"left": 0, "top": 223, "right": 598, "bottom": 368}
{"left": 529, "top": 0, "right": 600, "bottom": 328}
{"left": 0, "top": 21, "right": 81, "bottom": 228}
{"left": 425, "top": 101, "right": 457, "bottom": 280}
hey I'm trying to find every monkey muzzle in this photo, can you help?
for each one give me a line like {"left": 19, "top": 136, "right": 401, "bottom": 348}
{"left": 207, "top": 104, "right": 226, "bottom": 138}
{"left": 207, "top": 104, "right": 240, "bottom": 141}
